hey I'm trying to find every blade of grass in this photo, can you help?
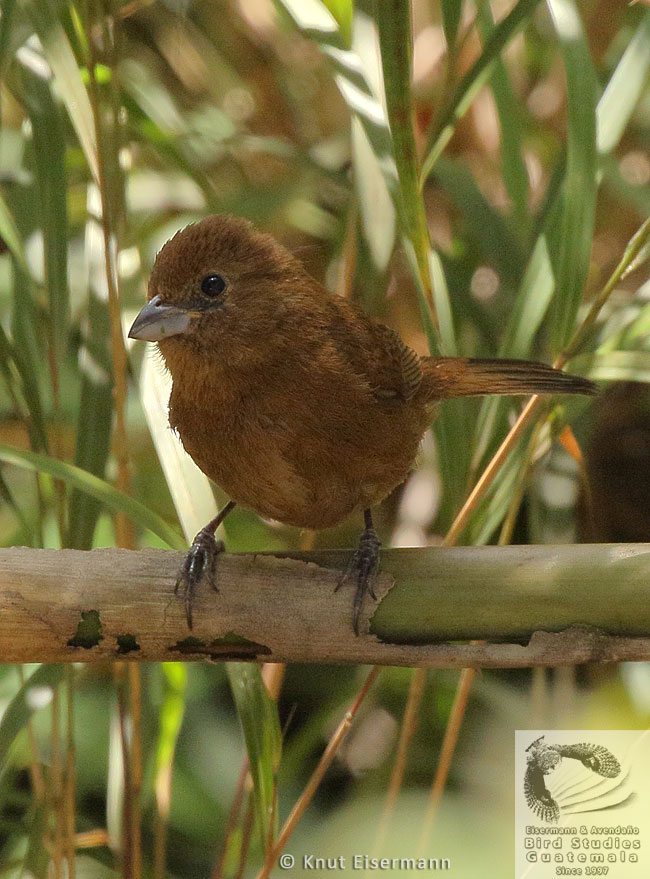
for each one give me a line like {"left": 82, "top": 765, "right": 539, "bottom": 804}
{"left": 0, "top": 664, "right": 65, "bottom": 782}
{"left": 320, "top": 0, "right": 352, "bottom": 47}
{"left": 277, "top": 0, "right": 395, "bottom": 184}
{"left": 374, "top": 0, "right": 471, "bottom": 525}
{"left": 547, "top": 0, "right": 598, "bottom": 350}
{"left": 17, "top": 58, "right": 69, "bottom": 373}
{"left": 500, "top": 236, "right": 555, "bottom": 359}
{"left": 68, "top": 192, "right": 114, "bottom": 550}
{"left": 351, "top": 115, "right": 396, "bottom": 273}
{"left": 476, "top": 1, "right": 530, "bottom": 227}
{"left": 5, "top": 268, "right": 49, "bottom": 452}
{"left": 375, "top": 0, "right": 454, "bottom": 353}
{"left": 153, "top": 663, "right": 187, "bottom": 879}
{"left": 226, "top": 664, "right": 281, "bottom": 854}
{"left": 441, "top": 0, "right": 462, "bottom": 52}
{"left": 0, "top": 444, "right": 185, "bottom": 549}
{"left": 374, "top": 0, "right": 424, "bottom": 262}
{"left": 0, "top": 0, "right": 17, "bottom": 79}
{"left": 0, "top": 191, "right": 28, "bottom": 271}
{"left": 0, "top": 471, "right": 31, "bottom": 540}
{"left": 64, "top": 666, "right": 76, "bottom": 879}
{"left": 562, "top": 216, "right": 650, "bottom": 361}
{"left": 86, "top": 1, "right": 135, "bottom": 553}
{"left": 470, "top": 236, "right": 555, "bottom": 479}
{"left": 597, "top": 11, "right": 650, "bottom": 156}
{"left": 570, "top": 350, "right": 650, "bottom": 385}
{"left": 420, "top": 0, "right": 542, "bottom": 182}
{"left": 431, "top": 157, "right": 525, "bottom": 285}
{"left": 127, "top": 663, "right": 143, "bottom": 879}
{"left": 257, "top": 667, "right": 379, "bottom": 879}
{"left": 374, "top": 667, "right": 427, "bottom": 853}
{"left": 276, "top": 0, "right": 400, "bottom": 278}
{"left": 20, "top": 0, "right": 98, "bottom": 182}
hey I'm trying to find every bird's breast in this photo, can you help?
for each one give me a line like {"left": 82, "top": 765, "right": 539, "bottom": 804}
{"left": 168, "top": 362, "right": 430, "bottom": 529}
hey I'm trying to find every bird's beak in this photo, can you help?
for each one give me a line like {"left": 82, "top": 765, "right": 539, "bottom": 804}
{"left": 128, "top": 294, "right": 192, "bottom": 342}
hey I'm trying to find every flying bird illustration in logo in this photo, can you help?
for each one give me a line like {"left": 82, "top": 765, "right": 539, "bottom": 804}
{"left": 524, "top": 736, "right": 621, "bottom": 823}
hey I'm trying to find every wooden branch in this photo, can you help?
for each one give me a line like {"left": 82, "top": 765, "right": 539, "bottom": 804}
{"left": 1, "top": 545, "right": 650, "bottom": 666}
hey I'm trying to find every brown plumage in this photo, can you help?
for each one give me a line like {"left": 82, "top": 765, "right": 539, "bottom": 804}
{"left": 128, "top": 214, "right": 596, "bottom": 630}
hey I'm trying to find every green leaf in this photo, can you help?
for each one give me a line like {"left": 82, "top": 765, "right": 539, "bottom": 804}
{"left": 421, "top": 0, "right": 542, "bottom": 183}
{"left": 154, "top": 663, "right": 187, "bottom": 792}
{"left": 0, "top": 470, "right": 31, "bottom": 541}
{"left": 476, "top": 1, "right": 530, "bottom": 226}
{"left": 19, "top": 0, "right": 98, "bottom": 182}
{"left": 547, "top": 0, "right": 598, "bottom": 350}
{"left": 6, "top": 267, "right": 49, "bottom": 453}
{"left": 17, "top": 59, "right": 69, "bottom": 369}
{"left": 0, "top": 444, "right": 185, "bottom": 549}
{"left": 0, "top": 191, "right": 28, "bottom": 271}
{"left": 434, "top": 398, "right": 475, "bottom": 529}
{"left": 0, "top": 664, "right": 65, "bottom": 781}
{"left": 597, "top": 11, "right": 650, "bottom": 156}
{"left": 0, "top": 0, "right": 17, "bottom": 79}
{"left": 278, "top": 0, "right": 394, "bottom": 168}
{"left": 68, "top": 367, "right": 113, "bottom": 549}
{"left": 571, "top": 350, "right": 650, "bottom": 385}
{"left": 441, "top": 0, "right": 462, "bottom": 52}
{"left": 0, "top": 0, "right": 32, "bottom": 85}
{"left": 468, "top": 443, "right": 525, "bottom": 545}
{"left": 471, "top": 237, "right": 555, "bottom": 478}
{"left": 351, "top": 114, "right": 396, "bottom": 272}
{"left": 320, "top": 0, "right": 352, "bottom": 47}
{"left": 432, "top": 157, "right": 525, "bottom": 285}
{"left": 374, "top": 1, "right": 438, "bottom": 306}
{"left": 500, "top": 235, "right": 555, "bottom": 359}
{"left": 276, "top": 0, "right": 399, "bottom": 261}
{"left": 226, "top": 664, "right": 282, "bottom": 851}
{"left": 68, "top": 194, "right": 115, "bottom": 550}
{"left": 374, "top": 0, "right": 418, "bottom": 229}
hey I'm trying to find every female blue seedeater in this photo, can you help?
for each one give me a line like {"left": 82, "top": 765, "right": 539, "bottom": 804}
{"left": 129, "top": 215, "right": 595, "bottom": 632}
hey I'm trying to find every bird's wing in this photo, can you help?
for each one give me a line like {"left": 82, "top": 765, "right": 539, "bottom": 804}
{"left": 525, "top": 761, "right": 560, "bottom": 824}
{"left": 326, "top": 296, "right": 423, "bottom": 403}
{"left": 556, "top": 743, "right": 621, "bottom": 777}
{"left": 369, "top": 323, "right": 423, "bottom": 402}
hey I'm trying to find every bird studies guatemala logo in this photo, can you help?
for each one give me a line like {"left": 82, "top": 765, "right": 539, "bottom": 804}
{"left": 514, "top": 730, "right": 650, "bottom": 878}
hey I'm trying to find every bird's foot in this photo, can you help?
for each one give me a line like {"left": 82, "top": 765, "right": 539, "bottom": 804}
{"left": 336, "top": 528, "right": 382, "bottom": 635}
{"left": 175, "top": 527, "right": 225, "bottom": 629}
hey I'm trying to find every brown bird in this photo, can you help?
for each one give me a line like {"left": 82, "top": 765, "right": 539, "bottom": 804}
{"left": 128, "top": 215, "right": 596, "bottom": 632}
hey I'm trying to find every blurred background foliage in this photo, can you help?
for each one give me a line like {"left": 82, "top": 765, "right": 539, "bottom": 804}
{"left": 0, "top": 0, "right": 650, "bottom": 876}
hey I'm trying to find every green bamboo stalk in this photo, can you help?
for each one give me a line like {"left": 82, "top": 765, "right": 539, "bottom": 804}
{"left": 370, "top": 544, "right": 650, "bottom": 642}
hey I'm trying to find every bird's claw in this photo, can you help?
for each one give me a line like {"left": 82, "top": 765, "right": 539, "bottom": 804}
{"left": 336, "top": 528, "right": 382, "bottom": 635}
{"left": 175, "top": 527, "right": 225, "bottom": 629}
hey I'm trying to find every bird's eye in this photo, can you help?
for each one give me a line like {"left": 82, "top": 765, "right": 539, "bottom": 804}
{"left": 200, "top": 274, "right": 227, "bottom": 297}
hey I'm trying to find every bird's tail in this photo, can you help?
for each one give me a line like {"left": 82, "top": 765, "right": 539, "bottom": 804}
{"left": 421, "top": 357, "right": 596, "bottom": 401}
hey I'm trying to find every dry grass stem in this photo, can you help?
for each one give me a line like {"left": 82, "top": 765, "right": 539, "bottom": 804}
{"left": 256, "top": 667, "right": 381, "bottom": 879}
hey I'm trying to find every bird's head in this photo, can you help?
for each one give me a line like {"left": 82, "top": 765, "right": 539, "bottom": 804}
{"left": 128, "top": 215, "right": 312, "bottom": 362}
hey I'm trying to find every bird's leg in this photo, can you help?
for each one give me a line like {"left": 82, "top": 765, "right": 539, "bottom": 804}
{"left": 335, "top": 509, "right": 382, "bottom": 635}
{"left": 175, "top": 500, "right": 236, "bottom": 628}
